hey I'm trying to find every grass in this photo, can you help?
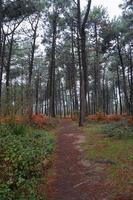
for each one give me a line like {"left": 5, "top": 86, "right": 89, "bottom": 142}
{"left": 83, "top": 122, "right": 133, "bottom": 197}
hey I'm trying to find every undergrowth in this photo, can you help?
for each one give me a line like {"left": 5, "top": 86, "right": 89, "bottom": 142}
{"left": 83, "top": 121, "right": 133, "bottom": 197}
{"left": 103, "top": 121, "right": 133, "bottom": 139}
{"left": 0, "top": 123, "right": 55, "bottom": 200}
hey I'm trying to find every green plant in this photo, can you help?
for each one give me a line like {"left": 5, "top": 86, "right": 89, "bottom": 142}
{"left": 0, "top": 123, "right": 55, "bottom": 200}
{"left": 83, "top": 122, "right": 133, "bottom": 197}
{"left": 102, "top": 121, "right": 133, "bottom": 139}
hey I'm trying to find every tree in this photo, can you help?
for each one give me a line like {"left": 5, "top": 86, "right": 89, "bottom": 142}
{"left": 76, "top": 0, "right": 92, "bottom": 126}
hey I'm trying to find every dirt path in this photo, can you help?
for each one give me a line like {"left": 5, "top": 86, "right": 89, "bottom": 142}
{"left": 45, "top": 120, "right": 131, "bottom": 200}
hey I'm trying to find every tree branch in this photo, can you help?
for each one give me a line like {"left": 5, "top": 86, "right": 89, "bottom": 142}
{"left": 82, "top": 0, "right": 92, "bottom": 30}
{"left": 72, "top": 0, "right": 77, "bottom": 5}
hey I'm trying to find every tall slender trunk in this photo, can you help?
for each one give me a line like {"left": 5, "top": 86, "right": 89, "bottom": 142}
{"left": 129, "top": 44, "right": 133, "bottom": 114}
{"left": 102, "top": 66, "right": 106, "bottom": 114}
{"left": 20, "top": 71, "right": 24, "bottom": 115}
{"left": 27, "top": 15, "right": 39, "bottom": 118}
{"left": 81, "top": 28, "right": 89, "bottom": 114}
{"left": 113, "top": 81, "right": 118, "bottom": 114}
{"left": 49, "top": 13, "right": 58, "bottom": 117}
{"left": 77, "top": 28, "right": 85, "bottom": 126}
{"left": 35, "top": 74, "right": 39, "bottom": 115}
{"left": 61, "top": 82, "right": 66, "bottom": 118}
{"left": 94, "top": 22, "right": 101, "bottom": 112}
{"left": 117, "top": 37, "right": 130, "bottom": 113}
{"left": 0, "top": 34, "right": 6, "bottom": 112}
{"left": 71, "top": 24, "right": 78, "bottom": 113}
{"left": 116, "top": 65, "right": 122, "bottom": 115}
{"left": 5, "top": 32, "right": 14, "bottom": 115}
{"left": 0, "top": 0, "right": 2, "bottom": 63}
{"left": 45, "top": 85, "right": 48, "bottom": 115}
{"left": 94, "top": 61, "right": 97, "bottom": 114}
{"left": 77, "top": 0, "right": 92, "bottom": 126}
{"left": 28, "top": 29, "right": 37, "bottom": 117}
{"left": 59, "top": 79, "right": 62, "bottom": 118}
{"left": 106, "top": 80, "right": 109, "bottom": 115}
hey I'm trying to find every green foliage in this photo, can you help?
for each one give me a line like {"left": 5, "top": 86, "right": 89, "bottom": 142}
{"left": 8, "top": 123, "right": 28, "bottom": 136}
{"left": 83, "top": 122, "right": 133, "bottom": 196}
{"left": 3, "top": 0, "right": 42, "bottom": 20}
{"left": 102, "top": 121, "right": 133, "bottom": 139}
{"left": 84, "top": 123, "right": 133, "bottom": 162}
{"left": 0, "top": 123, "right": 54, "bottom": 200}
{"left": 90, "top": 6, "right": 107, "bottom": 22}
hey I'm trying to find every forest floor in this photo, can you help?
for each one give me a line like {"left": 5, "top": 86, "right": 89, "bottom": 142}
{"left": 42, "top": 119, "right": 133, "bottom": 200}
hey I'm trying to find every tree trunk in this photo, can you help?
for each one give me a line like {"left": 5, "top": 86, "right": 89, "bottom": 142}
{"left": 80, "top": 29, "right": 89, "bottom": 115}
{"left": 77, "top": 0, "right": 92, "bottom": 126}
{"left": 71, "top": 24, "right": 78, "bottom": 113}
{"left": 94, "top": 22, "right": 101, "bottom": 112}
{"left": 5, "top": 32, "right": 14, "bottom": 115}
{"left": 116, "top": 64, "right": 122, "bottom": 115}
{"left": 102, "top": 66, "right": 106, "bottom": 114}
{"left": 28, "top": 15, "right": 39, "bottom": 118}
{"left": 61, "top": 83, "right": 66, "bottom": 118}
{"left": 77, "top": 27, "right": 85, "bottom": 126}
{"left": 35, "top": 74, "right": 39, "bottom": 115}
{"left": 117, "top": 37, "right": 130, "bottom": 113}
{"left": 0, "top": 34, "right": 6, "bottom": 113}
{"left": 0, "top": 0, "right": 2, "bottom": 65}
{"left": 129, "top": 44, "right": 133, "bottom": 114}
{"left": 49, "top": 13, "right": 58, "bottom": 117}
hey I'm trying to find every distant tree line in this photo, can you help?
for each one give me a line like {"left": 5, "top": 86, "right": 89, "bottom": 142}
{"left": 0, "top": 0, "right": 132, "bottom": 125}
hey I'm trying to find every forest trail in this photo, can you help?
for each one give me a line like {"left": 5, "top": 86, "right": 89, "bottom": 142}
{"left": 46, "top": 119, "right": 114, "bottom": 200}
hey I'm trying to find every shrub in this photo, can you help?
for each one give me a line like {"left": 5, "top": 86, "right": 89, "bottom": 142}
{"left": 31, "top": 115, "right": 48, "bottom": 125}
{"left": 128, "top": 116, "right": 133, "bottom": 126}
{"left": 102, "top": 121, "right": 133, "bottom": 139}
{"left": 0, "top": 115, "right": 26, "bottom": 124}
{"left": 8, "top": 123, "right": 28, "bottom": 136}
{"left": 0, "top": 123, "right": 55, "bottom": 200}
{"left": 30, "top": 115, "right": 57, "bottom": 130}
{"left": 87, "top": 114, "right": 123, "bottom": 122}
{"left": 106, "top": 115, "right": 122, "bottom": 122}
{"left": 71, "top": 114, "right": 79, "bottom": 121}
{"left": 87, "top": 113, "right": 105, "bottom": 121}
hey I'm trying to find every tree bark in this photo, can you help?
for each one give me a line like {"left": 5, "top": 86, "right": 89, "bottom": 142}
{"left": 28, "top": 15, "right": 39, "bottom": 117}
{"left": 71, "top": 23, "right": 78, "bottom": 113}
{"left": 5, "top": 32, "right": 14, "bottom": 115}
{"left": 94, "top": 22, "right": 102, "bottom": 112}
{"left": 0, "top": 34, "right": 6, "bottom": 112}
{"left": 129, "top": 44, "right": 133, "bottom": 114}
{"left": 77, "top": 0, "right": 92, "bottom": 126}
{"left": 35, "top": 74, "right": 40, "bottom": 115}
{"left": 49, "top": 12, "right": 58, "bottom": 117}
{"left": 116, "top": 64, "right": 122, "bottom": 115}
{"left": 0, "top": 0, "right": 2, "bottom": 64}
{"left": 117, "top": 37, "right": 130, "bottom": 113}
